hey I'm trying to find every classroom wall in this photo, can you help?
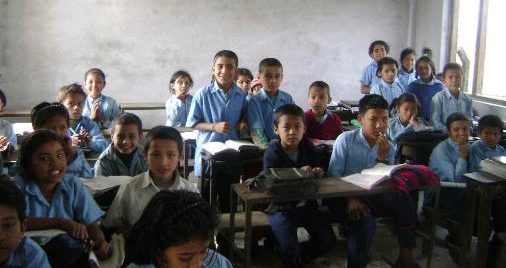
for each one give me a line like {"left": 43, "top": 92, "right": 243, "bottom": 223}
{"left": 0, "top": 0, "right": 413, "bottom": 128}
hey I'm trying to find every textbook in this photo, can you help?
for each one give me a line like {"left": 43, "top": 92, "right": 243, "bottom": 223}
{"left": 310, "top": 138, "right": 335, "bottom": 152}
{"left": 481, "top": 157, "right": 506, "bottom": 179}
{"left": 340, "top": 163, "right": 409, "bottom": 190}
{"left": 81, "top": 176, "right": 134, "bottom": 195}
{"left": 201, "top": 140, "right": 261, "bottom": 160}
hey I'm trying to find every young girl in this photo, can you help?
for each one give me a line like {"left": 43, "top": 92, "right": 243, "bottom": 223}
{"left": 94, "top": 113, "right": 148, "bottom": 177}
{"left": 13, "top": 130, "right": 110, "bottom": 267}
{"left": 125, "top": 190, "right": 232, "bottom": 268}
{"left": 370, "top": 57, "right": 405, "bottom": 106}
{"left": 360, "top": 40, "right": 389, "bottom": 94}
{"left": 31, "top": 102, "right": 93, "bottom": 178}
{"left": 165, "top": 70, "right": 194, "bottom": 127}
{"left": 236, "top": 68, "right": 253, "bottom": 95}
{"left": 407, "top": 56, "right": 444, "bottom": 121}
{"left": 387, "top": 93, "right": 428, "bottom": 142}
{"left": 82, "top": 68, "right": 122, "bottom": 128}
{"left": 397, "top": 48, "right": 417, "bottom": 89}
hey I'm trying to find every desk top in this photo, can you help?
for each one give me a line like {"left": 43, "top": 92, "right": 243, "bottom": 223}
{"left": 464, "top": 172, "right": 506, "bottom": 184}
{"left": 0, "top": 110, "right": 31, "bottom": 118}
{"left": 120, "top": 103, "right": 165, "bottom": 110}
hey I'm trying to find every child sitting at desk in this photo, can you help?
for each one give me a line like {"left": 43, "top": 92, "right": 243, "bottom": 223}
{"left": 304, "top": 81, "right": 342, "bottom": 141}
{"left": 387, "top": 93, "right": 428, "bottom": 142}
{"left": 94, "top": 113, "right": 148, "bottom": 177}
{"left": 165, "top": 70, "right": 194, "bottom": 127}
{"left": 0, "top": 89, "right": 17, "bottom": 173}
{"left": 263, "top": 104, "right": 336, "bottom": 267}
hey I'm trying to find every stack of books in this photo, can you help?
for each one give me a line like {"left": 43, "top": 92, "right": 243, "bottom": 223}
{"left": 481, "top": 156, "right": 506, "bottom": 179}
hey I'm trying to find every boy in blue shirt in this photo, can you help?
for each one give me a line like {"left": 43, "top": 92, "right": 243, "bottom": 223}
{"left": 328, "top": 94, "right": 419, "bottom": 268}
{"left": 360, "top": 40, "right": 389, "bottom": 94}
{"left": 83, "top": 68, "right": 122, "bottom": 128}
{"left": 247, "top": 58, "right": 294, "bottom": 148}
{"left": 0, "top": 176, "right": 50, "bottom": 267}
{"left": 471, "top": 115, "right": 505, "bottom": 161}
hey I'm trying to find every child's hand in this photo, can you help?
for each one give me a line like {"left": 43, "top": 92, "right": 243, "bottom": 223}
{"left": 237, "top": 121, "right": 249, "bottom": 133}
{"left": 213, "top": 122, "right": 230, "bottom": 133}
{"left": 347, "top": 197, "right": 371, "bottom": 221}
{"left": 71, "top": 135, "right": 81, "bottom": 147}
{"left": 301, "top": 166, "right": 325, "bottom": 178}
{"left": 376, "top": 133, "right": 390, "bottom": 161}
{"left": 0, "top": 136, "right": 9, "bottom": 151}
{"left": 61, "top": 219, "right": 89, "bottom": 240}
{"left": 409, "top": 115, "right": 420, "bottom": 128}
{"left": 90, "top": 101, "right": 100, "bottom": 121}
{"left": 79, "top": 129, "right": 92, "bottom": 146}
{"left": 459, "top": 143, "right": 469, "bottom": 159}
{"left": 94, "top": 240, "right": 112, "bottom": 260}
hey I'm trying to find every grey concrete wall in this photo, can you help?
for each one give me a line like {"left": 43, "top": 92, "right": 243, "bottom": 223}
{"left": 0, "top": 0, "right": 412, "bottom": 128}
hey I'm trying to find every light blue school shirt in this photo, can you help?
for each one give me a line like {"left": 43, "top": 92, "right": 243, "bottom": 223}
{"left": 126, "top": 250, "right": 233, "bottom": 268}
{"left": 370, "top": 78, "right": 406, "bottom": 106}
{"left": 247, "top": 88, "right": 294, "bottom": 141}
{"left": 430, "top": 88, "right": 473, "bottom": 132}
{"left": 406, "top": 78, "right": 444, "bottom": 121}
{"left": 328, "top": 128, "right": 395, "bottom": 178}
{"left": 165, "top": 94, "right": 193, "bottom": 127}
{"left": 185, "top": 81, "right": 247, "bottom": 176}
{"left": 1, "top": 236, "right": 50, "bottom": 268}
{"left": 397, "top": 67, "right": 417, "bottom": 89}
{"left": 387, "top": 115, "right": 428, "bottom": 142}
{"left": 360, "top": 61, "right": 380, "bottom": 88}
{"left": 429, "top": 138, "right": 478, "bottom": 183}
{"left": 0, "top": 118, "right": 17, "bottom": 150}
{"left": 14, "top": 174, "right": 103, "bottom": 225}
{"left": 94, "top": 143, "right": 148, "bottom": 177}
{"left": 66, "top": 147, "right": 93, "bottom": 178}
{"left": 470, "top": 140, "right": 506, "bottom": 171}
{"left": 69, "top": 116, "right": 109, "bottom": 153}
{"left": 82, "top": 94, "right": 122, "bottom": 128}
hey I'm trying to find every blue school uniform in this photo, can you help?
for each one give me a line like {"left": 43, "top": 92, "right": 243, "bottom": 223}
{"left": 370, "top": 78, "right": 406, "bottom": 106}
{"left": 14, "top": 174, "right": 103, "bottom": 226}
{"left": 0, "top": 118, "right": 17, "bottom": 150}
{"left": 470, "top": 140, "right": 506, "bottom": 171}
{"left": 125, "top": 250, "right": 233, "bottom": 268}
{"left": 82, "top": 94, "right": 122, "bottom": 128}
{"left": 186, "top": 81, "right": 247, "bottom": 176}
{"left": 247, "top": 88, "right": 294, "bottom": 142}
{"left": 94, "top": 144, "right": 148, "bottom": 177}
{"left": 397, "top": 67, "right": 417, "bottom": 89}
{"left": 1, "top": 236, "right": 50, "bottom": 268}
{"left": 66, "top": 148, "right": 93, "bottom": 178}
{"left": 360, "top": 61, "right": 380, "bottom": 88}
{"left": 387, "top": 115, "right": 428, "bottom": 142}
{"left": 69, "top": 116, "right": 109, "bottom": 153}
{"left": 407, "top": 78, "right": 444, "bottom": 121}
{"left": 165, "top": 94, "right": 193, "bottom": 127}
{"left": 430, "top": 89, "right": 473, "bottom": 131}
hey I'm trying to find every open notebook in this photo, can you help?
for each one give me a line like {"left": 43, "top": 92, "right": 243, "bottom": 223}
{"left": 340, "top": 163, "right": 408, "bottom": 190}
{"left": 201, "top": 140, "right": 260, "bottom": 159}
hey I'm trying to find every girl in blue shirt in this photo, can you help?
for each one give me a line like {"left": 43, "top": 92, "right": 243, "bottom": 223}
{"left": 83, "top": 68, "right": 122, "bottom": 128}
{"left": 165, "top": 70, "right": 194, "bottom": 127}
{"left": 370, "top": 57, "right": 405, "bottom": 106}
{"left": 387, "top": 93, "right": 428, "bottom": 142}
{"left": 397, "top": 48, "right": 417, "bottom": 89}
{"left": 360, "top": 40, "right": 390, "bottom": 94}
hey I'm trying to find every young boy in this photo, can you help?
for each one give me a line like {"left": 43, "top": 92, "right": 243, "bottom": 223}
{"left": 304, "top": 81, "right": 342, "bottom": 140}
{"left": 247, "top": 58, "right": 294, "bottom": 148}
{"left": 430, "top": 63, "right": 473, "bottom": 131}
{"left": 58, "top": 83, "right": 109, "bottom": 153}
{"left": 103, "top": 126, "right": 197, "bottom": 233}
{"left": 263, "top": 104, "right": 336, "bottom": 267}
{"left": 0, "top": 176, "right": 50, "bottom": 267}
{"left": 360, "top": 40, "right": 389, "bottom": 94}
{"left": 83, "top": 68, "right": 122, "bottom": 128}
{"left": 94, "top": 113, "right": 148, "bottom": 177}
{"left": 327, "top": 94, "right": 419, "bottom": 267}
{"left": 472, "top": 115, "right": 505, "bottom": 162}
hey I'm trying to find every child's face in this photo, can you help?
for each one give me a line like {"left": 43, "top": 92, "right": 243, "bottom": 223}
{"left": 401, "top": 53, "right": 416, "bottom": 71}
{"left": 112, "top": 123, "right": 140, "bottom": 155}
{"left": 274, "top": 114, "right": 304, "bottom": 151}
{"left": 259, "top": 66, "right": 283, "bottom": 93}
{"left": 358, "top": 108, "right": 388, "bottom": 144}
{"left": 42, "top": 115, "right": 69, "bottom": 138}
{"left": 479, "top": 126, "right": 502, "bottom": 148}
{"left": 443, "top": 69, "right": 462, "bottom": 93}
{"left": 161, "top": 239, "right": 209, "bottom": 268}
{"left": 171, "top": 76, "right": 191, "bottom": 99}
{"left": 379, "top": 63, "right": 398, "bottom": 83}
{"left": 417, "top": 62, "right": 433, "bottom": 82}
{"left": 307, "top": 86, "right": 330, "bottom": 116}
{"left": 85, "top": 73, "right": 105, "bottom": 99}
{"left": 448, "top": 120, "right": 469, "bottom": 145}
{"left": 212, "top": 57, "right": 237, "bottom": 89}
{"left": 29, "top": 140, "right": 67, "bottom": 184}
{"left": 146, "top": 139, "right": 182, "bottom": 182}
{"left": 62, "top": 93, "right": 85, "bottom": 120}
{"left": 371, "top": 44, "right": 387, "bottom": 61}
{"left": 236, "top": 75, "right": 252, "bottom": 93}
{"left": 398, "top": 101, "right": 418, "bottom": 123}
{"left": 0, "top": 205, "right": 25, "bottom": 263}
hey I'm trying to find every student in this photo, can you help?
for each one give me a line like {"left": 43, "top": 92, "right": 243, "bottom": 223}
{"left": 328, "top": 94, "right": 419, "bottom": 268}
{"left": 370, "top": 57, "right": 405, "bottom": 106}
{"left": 304, "top": 81, "right": 342, "bottom": 140}
{"left": 13, "top": 130, "right": 110, "bottom": 267}
{"left": 0, "top": 89, "right": 16, "bottom": 175}
{"left": 236, "top": 68, "right": 254, "bottom": 95}
{"left": 397, "top": 48, "right": 417, "bottom": 89}
{"left": 360, "top": 40, "right": 390, "bottom": 94}
{"left": 262, "top": 104, "right": 336, "bottom": 267}
{"left": 58, "top": 83, "right": 109, "bottom": 153}
{"left": 31, "top": 102, "right": 93, "bottom": 178}
{"left": 125, "top": 190, "right": 232, "bottom": 268}
{"left": 102, "top": 126, "right": 197, "bottom": 232}
{"left": 387, "top": 93, "right": 428, "bottom": 142}
{"left": 471, "top": 115, "right": 505, "bottom": 162}
{"left": 407, "top": 56, "right": 444, "bottom": 121}
{"left": 165, "top": 70, "right": 194, "bottom": 127}
{"left": 0, "top": 176, "right": 50, "bottom": 267}
{"left": 430, "top": 63, "right": 473, "bottom": 132}
{"left": 94, "top": 113, "right": 148, "bottom": 177}
{"left": 247, "top": 58, "right": 294, "bottom": 148}
{"left": 82, "top": 68, "right": 122, "bottom": 128}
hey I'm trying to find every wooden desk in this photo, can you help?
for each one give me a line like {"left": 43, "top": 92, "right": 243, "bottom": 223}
{"left": 120, "top": 103, "right": 165, "bottom": 111}
{"left": 0, "top": 110, "right": 31, "bottom": 118}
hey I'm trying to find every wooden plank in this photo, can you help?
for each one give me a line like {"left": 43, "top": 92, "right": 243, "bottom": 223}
{"left": 0, "top": 110, "right": 31, "bottom": 118}
{"left": 220, "top": 211, "right": 269, "bottom": 229}
{"left": 120, "top": 103, "right": 165, "bottom": 110}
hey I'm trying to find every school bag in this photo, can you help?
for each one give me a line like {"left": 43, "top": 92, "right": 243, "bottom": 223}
{"left": 251, "top": 168, "right": 320, "bottom": 201}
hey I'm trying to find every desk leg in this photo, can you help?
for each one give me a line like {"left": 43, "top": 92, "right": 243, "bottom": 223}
{"left": 183, "top": 140, "right": 188, "bottom": 178}
{"left": 462, "top": 181, "right": 478, "bottom": 267}
{"left": 426, "top": 186, "right": 441, "bottom": 268}
{"left": 210, "top": 160, "right": 217, "bottom": 207}
{"left": 244, "top": 201, "right": 252, "bottom": 268}
{"left": 475, "top": 184, "right": 494, "bottom": 268}
{"left": 229, "top": 187, "right": 237, "bottom": 262}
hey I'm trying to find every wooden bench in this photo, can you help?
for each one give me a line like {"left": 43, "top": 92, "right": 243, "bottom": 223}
{"left": 220, "top": 211, "right": 269, "bottom": 230}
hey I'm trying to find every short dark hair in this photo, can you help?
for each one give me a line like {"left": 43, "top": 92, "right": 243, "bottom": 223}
{"left": 308, "top": 81, "right": 331, "bottom": 98}
{"left": 111, "top": 113, "right": 142, "bottom": 135}
{"left": 58, "top": 83, "right": 87, "bottom": 102}
{"left": 169, "top": 70, "right": 194, "bottom": 94}
{"left": 0, "top": 176, "right": 26, "bottom": 222}
{"left": 258, "top": 58, "right": 283, "bottom": 74}
{"left": 445, "top": 112, "right": 469, "bottom": 130}
{"left": 237, "top": 68, "right": 253, "bottom": 80}
{"left": 19, "top": 130, "right": 65, "bottom": 179}
{"left": 214, "top": 50, "right": 238, "bottom": 67}
{"left": 0, "top": 88, "right": 6, "bottom": 108}
{"left": 143, "top": 126, "right": 183, "bottom": 156}
{"left": 415, "top": 56, "right": 437, "bottom": 80}
{"left": 273, "top": 104, "right": 304, "bottom": 127}
{"left": 400, "top": 48, "right": 416, "bottom": 63}
{"left": 376, "top": 57, "right": 399, "bottom": 77}
{"left": 394, "top": 93, "right": 420, "bottom": 109}
{"left": 477, "top": 115, "right": 504, "bottom": 133}
{"left": 84, "top": 68, "right": 106, "bottom": 82}
{"left": 442, "top": 63, "right": 463, "bottom": 77}
{"left": 359, "top": 94, "right": 388, "bottom": 114}
{"left": 31, "top": 102, "right": 70, "bottom": 130}
{"left": 368, "top": 40, "right": 390, "bottom": 56}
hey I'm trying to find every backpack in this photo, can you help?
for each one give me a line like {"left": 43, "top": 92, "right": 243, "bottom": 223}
{"left": 252, "top": 168, "right": 320, "bottom": 201}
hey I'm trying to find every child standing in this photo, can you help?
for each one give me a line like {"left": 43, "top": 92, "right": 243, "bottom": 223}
{"left": 431, "top": 63, "right": 473, "bottom": 132}
{"left": 263, "top": 104, "right": 336, "bottom": 267}
{"left": 165, "top": 70, "right": 194, "bottom": 127}
{"left": 58, "top": 83, "right": 109, "bottom": 153}
{"left": 0, "top": 89, "right": 17, "bottom": 175}
{"left": 370, "top": 57, "right": 406, "bottom": 106}
{"left": 397, "top": 48, "right": 417, "bottom": 89}
{"left": 94, "top": 113, "right": 148, "bottom": 177}
{"left": 236, "top": 68, "right": 254, "bottom": 95}
{"left": 387, "top": 93, "right": 428, "bottom": 142}
{"left": 247, "top": 58, "right": 294, "bottom": 148}
{"left": 304, "top": 81, "right": 342, "bottom": 140}
{"left": 360, "top": 40, "right": 390, "bottom": 94}
{"left": 0, "top": 177, "right": 50, "bottom": 267}
{"left": 82, "top": 68, "right": 122, "bottom": 128}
